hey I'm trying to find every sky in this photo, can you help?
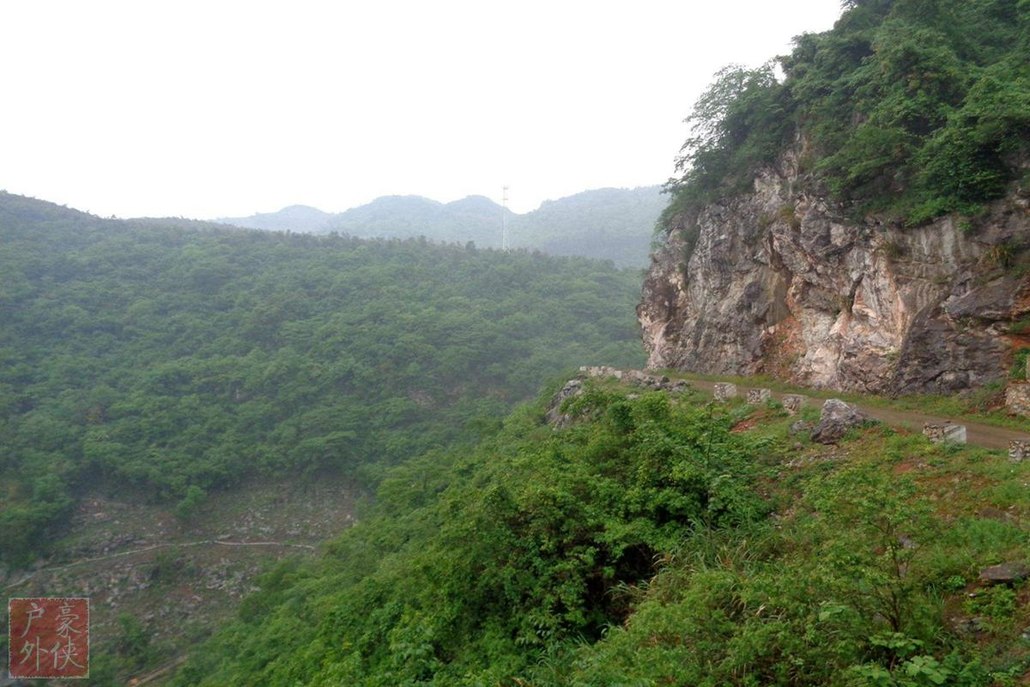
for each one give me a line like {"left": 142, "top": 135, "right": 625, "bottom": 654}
{"left": 0, "top": 1, "right": 842, "bottom": 218}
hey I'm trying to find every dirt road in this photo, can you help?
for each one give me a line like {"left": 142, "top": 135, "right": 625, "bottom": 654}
{"left": 683, "top": 378, "right": 1028, "bottom": 451}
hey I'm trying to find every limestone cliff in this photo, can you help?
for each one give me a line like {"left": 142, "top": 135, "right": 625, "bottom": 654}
{"left": 639, "top": 151, "right": 1030, "bottom": 394}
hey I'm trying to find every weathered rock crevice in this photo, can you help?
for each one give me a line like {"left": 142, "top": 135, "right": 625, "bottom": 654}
{"left": 639, "top": 156, "right": 1030, "bottom": 395}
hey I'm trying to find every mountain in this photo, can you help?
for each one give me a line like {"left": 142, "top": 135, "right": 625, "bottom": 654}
{"left": 326, "top": 194, "right": 512, "bottom": 246}
{"left": 642, "top": 0, "right": 1030, "bottom": 396}
{"left": 0, "top": 190, "right": 645, "bottom": 682}
{"left": 0, "top": 189, "right": 646, "bottom": 564}
{"left": 510, "top": 186, "right": 666, "bottom": 267}
{"left": 218, "top": 204, "right": 332, "bottom": 232}
{"left": 215, "top": 186, "right": 665, "bottom": 267}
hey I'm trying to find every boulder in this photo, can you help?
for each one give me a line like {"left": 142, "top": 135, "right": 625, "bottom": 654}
{"left": 979, "top": 562, "right": 1030, "bottom": 585}
{"left": 747, "top": 388, "right": 771, "bottom": 404}
{"left": 922, "top": 422, "right": 967, "bottom": 444}
{"left": 1006, "top": 382, "right": 1030, "bottom": 417}
{"left": 810, "top": 399, "right": 865, "bottom": 444}
{"left": 782, "top": 394, "right": 806, "bottom": 415}
{"left": 579, "top": 365, "right": 623, "bottom": 380}
{"left": 789, "top": 420, "right": 813, "bottom": 436}
{"left": 713, "top": 382, "right": 737, "bottom": 401}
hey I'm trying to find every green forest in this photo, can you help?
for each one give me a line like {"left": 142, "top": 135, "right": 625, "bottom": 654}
{"left": 171, "top": 381, "right": 1030, "bottom": 685}
{"left": 0, "top": 192, "right": 644, "bottom": 564}
{"left": 665, "top": 0, "right": 1030, "bottom": 225}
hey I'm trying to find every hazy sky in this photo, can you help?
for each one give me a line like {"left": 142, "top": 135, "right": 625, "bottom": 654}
{"left": 1, "top": 1, "right": 842, "bottom": 218}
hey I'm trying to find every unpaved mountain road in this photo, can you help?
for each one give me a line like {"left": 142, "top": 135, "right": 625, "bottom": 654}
{"left": 683, "top": 378, "right": 1028, "bottom": 451}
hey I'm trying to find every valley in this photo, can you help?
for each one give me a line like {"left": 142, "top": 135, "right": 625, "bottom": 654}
{"left": 2, "top": 0, "right": 1028, "bottom": 684}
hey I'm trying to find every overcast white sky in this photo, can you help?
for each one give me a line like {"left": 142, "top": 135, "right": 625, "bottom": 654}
{"left": 0, "top": 1, "right": 842, "bottom": 218}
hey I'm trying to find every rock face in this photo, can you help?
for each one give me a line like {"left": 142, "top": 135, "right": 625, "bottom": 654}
{"left": 638, "top": 150, "right": 1030, "bottom": 394}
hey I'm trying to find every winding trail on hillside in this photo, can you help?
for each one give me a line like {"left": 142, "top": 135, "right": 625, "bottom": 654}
{"left": 3, "top": 539, "right": 317, "bottom": 591}
{"left": 129, "top": 655, "right": 190, "bottom": 686}
{"left": 683, "top": 378, "right": 1028, "bottom": 450}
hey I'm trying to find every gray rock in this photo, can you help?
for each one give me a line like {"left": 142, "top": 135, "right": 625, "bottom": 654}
{"left": 789, "top": 420, "right": 812, "bottom": 436}
{"left": 782, "top": 394, "right": 806, "bottom": 415}
{"left": 545, "top": 379, "right": 584, "bottom": 428}
{"left": 810, "top": 399, "right": 865, "bottom": 444}
{"left": 579, "top": 365, "right": 623, "bottom": 380}
{"left": 922, "top": 422, "right": 967, "bottom": 444}
{"left": 1006, "top": 382, "right": 1030, "bottom": 417}
{"left": 747, "top": 388, "right": 771, "bottom": 404}
{"left": 979, "top": 562, "right": 1030, "bottom": 585}
{"left": 955, "top": 616, "right": 988, "bottom": 636}
{"left": 713, "top": 382, "right": 737, "bottom": 401}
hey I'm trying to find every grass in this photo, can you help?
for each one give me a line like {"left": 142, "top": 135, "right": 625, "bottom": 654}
{"left": 668, "top": 383, "right": 1030, "bottom": 677}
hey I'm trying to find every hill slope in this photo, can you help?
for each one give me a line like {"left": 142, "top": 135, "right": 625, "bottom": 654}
{"left": 170, "top": 374, "right": 1030, "bottom": 685}
{"left": 0, "top": 190, "right": 645, "bottom": 568}
{"left": 1, "top": 190, "right": 649, "bottom": 682}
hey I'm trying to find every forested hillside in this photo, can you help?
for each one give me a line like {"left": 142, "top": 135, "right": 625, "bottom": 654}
{"left": 158, "top": 1, "right": 1030, "bottom": 684}
{"left": 509, "top": 187, "right": 665, "bottom": 267}
{"left": 665, "top": 0, "right": 1029, "bottom": 225}
{"left": 0, "top": 192, "right": 644, "bottom": 564}
{"left": 172, "top": 377, "right": 1030, "bottom": 686}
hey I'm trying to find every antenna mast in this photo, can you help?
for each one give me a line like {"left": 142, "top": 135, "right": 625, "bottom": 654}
{"left": 501, "top": 185, "right": 509, "bottom": 251}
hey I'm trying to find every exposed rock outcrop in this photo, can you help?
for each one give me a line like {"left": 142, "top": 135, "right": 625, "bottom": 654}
{"left": 639, "top": 151, "right": 1030, "bottom": 395}
{"left": 546, "top": 379, "right": 585, "bottom": 428}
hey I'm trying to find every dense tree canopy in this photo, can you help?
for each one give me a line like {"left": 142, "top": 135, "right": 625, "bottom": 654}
{"left": 665, "top": 0, "right": 1030, "bottom": 225}
{"left": 0, "top": 193, "right": 644, "bottom": 563}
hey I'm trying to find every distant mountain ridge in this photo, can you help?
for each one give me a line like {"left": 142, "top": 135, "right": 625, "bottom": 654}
{"left": 216, "top": 186, "right": 665, "bottom": 267}
{"left": 229, "top": 204, "right": 333, "bottom": 233}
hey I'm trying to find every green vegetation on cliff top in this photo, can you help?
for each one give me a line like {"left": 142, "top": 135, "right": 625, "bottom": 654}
{"left": 665, "top": 0, "right": 1030, "bottom": 225}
